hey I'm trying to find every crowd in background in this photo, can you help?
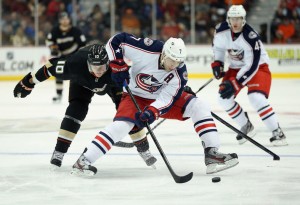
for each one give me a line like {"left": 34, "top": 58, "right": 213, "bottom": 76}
{"left": 1, "top": 0, "right": 300, "bottom": 46}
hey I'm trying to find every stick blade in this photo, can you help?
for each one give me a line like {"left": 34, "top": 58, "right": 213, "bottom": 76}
{"left": 273, "top": 155, "right": 280, "bottom": 161}
{"left": 174, "top": 172, "right": 193, "bottom": 184}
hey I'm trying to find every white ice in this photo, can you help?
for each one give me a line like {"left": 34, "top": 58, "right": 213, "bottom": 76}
{"left": 0, "top": 79, "right": 300, "bottom": 205}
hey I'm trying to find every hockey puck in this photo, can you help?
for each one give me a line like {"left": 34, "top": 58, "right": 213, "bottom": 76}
{"left": 212, "top": 177, "right": 221, "bottom": 183}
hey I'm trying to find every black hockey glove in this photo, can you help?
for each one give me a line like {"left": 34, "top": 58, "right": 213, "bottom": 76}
{"left": 109, "top": 59, "right": 130, "bottom": 87}
{"left": 13, "top": 72, "right": 35, "bottom": 98}
{"left": 183, "top": 85, "right": 196, "bottom": 96}
{"left": 211, "top": 61, "right": 225, "bottom": 80}
{"left": 219, "top": 78, "right": 242, "bottom": 99}
{"left": 135, "top": 106, "right": 159, "bottom": 128}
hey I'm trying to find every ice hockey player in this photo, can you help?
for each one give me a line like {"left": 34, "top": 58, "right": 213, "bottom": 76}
{"left": 13, "top": 44, "right": 157, "bottom": 169}
{"left": 46, "top": 12, "right": 86, "bottom": 103}
{"left": 211, "top": 5, "right": 287, "bottom": 146}
{"left": 70, "top": 32, "right": 239, "bottom": 177}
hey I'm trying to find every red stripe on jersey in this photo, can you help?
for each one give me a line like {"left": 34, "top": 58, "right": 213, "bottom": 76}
{"left": 195, "top": 123, "right": 216, "bottom": 133}
{"left": 228, "top": 105, "right": 240, "bottom": 117}
{"left": 259, "top": 107, "right": 273, "bottom": 117}
{"left": 95, "top": 135, "right": 111, "bottom": 150}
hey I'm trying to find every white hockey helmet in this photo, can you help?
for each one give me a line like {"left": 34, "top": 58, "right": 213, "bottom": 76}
{"left": 162, "top": 37, "right": 187, "bottom": 62}
{"left": 226, "top": 5, "right": 246, "bottom": 27}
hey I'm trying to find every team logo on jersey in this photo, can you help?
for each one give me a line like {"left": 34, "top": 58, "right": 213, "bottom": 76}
{"left": 249, "top": 31, "right": 257, "bottom": 39}
{"left": 144, "top": 38, "right": 153, "bottom": 46}
{"left": 135, "top": 73, "right": 163, "bottom": 93}
{"left": 227, "top": 49, "right": 244, "bottom": 61}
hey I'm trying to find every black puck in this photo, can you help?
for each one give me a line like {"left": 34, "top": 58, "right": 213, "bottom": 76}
{"left": 212, "top": 177, "right": 221, "bottom": 183}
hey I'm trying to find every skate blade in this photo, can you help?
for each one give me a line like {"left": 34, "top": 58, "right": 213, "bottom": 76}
{"left": 49, "top": 164, "right": 60, "bottom": 172}
{"left": 271, "top": 139, "right": 288, "bottom": 146}
{"left": 206, "top": 158, "right": 239, "bottom": 174}
{"left": 70, "top": 168, "right": 96, "bottom": 176}
{"left": 150, "top": 164, "right": 156, "bottom": 169}
{"left": 238, "top": 130, "right": 256, "bottom": 145}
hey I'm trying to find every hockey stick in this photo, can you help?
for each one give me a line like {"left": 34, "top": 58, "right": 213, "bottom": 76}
{"left": 114, "top": 78, "right": 214, "bottom": 148}
{"left": 211, "top": 112, "right": 280, "bottom": 161}
{"left": 124, "top": 83, "right": 193, "bottom": 183}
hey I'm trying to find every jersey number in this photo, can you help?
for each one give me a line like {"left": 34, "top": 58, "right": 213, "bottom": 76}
{"left": 56, "top": 61, "right": 65, "bottom": 74}
{"left": 255, "top": 41, "right": 260, "bottom": 50}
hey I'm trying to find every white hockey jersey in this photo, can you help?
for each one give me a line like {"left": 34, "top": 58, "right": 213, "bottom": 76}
{"left": 106, "top": 32, "right": 188, "bottom": 115}
{"left": 212, "top": 22, "right": 269, "bottom": 85}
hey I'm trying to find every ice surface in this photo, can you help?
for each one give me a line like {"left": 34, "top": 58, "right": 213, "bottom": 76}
{"left": 0, "top": 79, "right": 300, "bottom": 205}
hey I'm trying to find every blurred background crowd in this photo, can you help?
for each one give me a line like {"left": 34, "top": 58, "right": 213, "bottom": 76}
{"left": 1, "top": 0, "right": 300, "bottom": 47}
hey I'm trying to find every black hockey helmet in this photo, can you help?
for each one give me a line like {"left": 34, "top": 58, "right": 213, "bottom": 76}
{"left": 87, "top": 44, "right": 108, "bottom": 66}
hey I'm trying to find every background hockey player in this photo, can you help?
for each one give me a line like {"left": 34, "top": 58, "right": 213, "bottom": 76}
{"left": 71, "top": 32, "right": 239, "bottom": 177}
{"left": 46, "top": 12, "right": 86, "bottom": 103}
{"left": 13, "top": 44, "right": 157, "bottom": 169}
{"left": 211, "top": 5, "right": 287, "bottom": 146}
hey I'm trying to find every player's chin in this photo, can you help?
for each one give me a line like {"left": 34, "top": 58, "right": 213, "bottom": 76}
{"left": 94, "top": 73, "right": 104, "bottom": 78}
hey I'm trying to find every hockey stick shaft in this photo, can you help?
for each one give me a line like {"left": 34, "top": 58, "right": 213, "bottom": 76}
{"left": 124, "top": 84, "right": 193, "bottom": 183}
{"left": 211, "top": 112, "right": 280, "bottom": 160}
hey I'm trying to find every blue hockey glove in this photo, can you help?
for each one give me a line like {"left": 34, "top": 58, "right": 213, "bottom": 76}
{"left": 183, "top": 85, "right": 196, "bottom": 96}
{"left": 211, "top": 61, "right": 225, "bottom": 79}
{"left": 219, "top": 78, "right": 242, "bottom": 99}
{"left": 135, "top": 106, "right": 159, "bottom": 128}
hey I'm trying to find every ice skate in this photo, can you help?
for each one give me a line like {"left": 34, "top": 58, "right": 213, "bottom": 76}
{"left": 139, "top": 150, "right": 157, "bottom": 169}
{"left": 52, "top": 94, "right": 62, "bottom": 103}
{"left": 236, "top": 113, "right": 256, "bottom": 144}
{"left": 205, "top": 147, "right": 239, "bottom": 174}
{"left": 71, "top": 153, "right": 97, "bottom": 176}
{"left": 50, "top": 150, "right": 64, "bottom": 170}
{"left": 270, "top": 127, "right": 288, "bottom": 146}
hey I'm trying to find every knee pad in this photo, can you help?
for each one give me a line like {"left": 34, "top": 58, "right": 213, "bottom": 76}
{"left": 248, "top": 92, "right": 268, "bottom": 111}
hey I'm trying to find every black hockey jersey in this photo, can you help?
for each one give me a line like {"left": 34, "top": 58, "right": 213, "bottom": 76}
{"left": 46, "top": 26, "right": 86, "bottom": 57}
{"left": 34, "top": 45, "right": 122, "bottom": 102}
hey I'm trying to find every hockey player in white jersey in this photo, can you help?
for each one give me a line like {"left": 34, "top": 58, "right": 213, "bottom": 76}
{"left": 211, "top": 5, "right": 287, "bottom": 146}
{"left": 71, "top": 32, "right": 239, "bottom": 177}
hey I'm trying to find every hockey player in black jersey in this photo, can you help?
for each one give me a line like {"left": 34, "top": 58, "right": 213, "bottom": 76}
{"left": 46, "top": 12, "right": 86, "bottom": 103}
{"left": 13, "top": 44, "right": 157, "bottom": 169}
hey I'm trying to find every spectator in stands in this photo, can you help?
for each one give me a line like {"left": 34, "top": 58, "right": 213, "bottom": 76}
{"left": 274, "top": 17, "right": 295, "bottom": 43}
{"left": 11, "top": 27, "right": 31, "bottom": 46}
{"left": 121, "top": 8, "right": 141, "bottom": 36}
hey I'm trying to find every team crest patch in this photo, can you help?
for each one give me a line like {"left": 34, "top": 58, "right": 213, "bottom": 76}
{"left": 135, "top": 73, "right": 163, "bottom": 93}
{"left": 144, "top": 38, "right": 153, "bottom": 46}
{"left": 249, "top": 31, "right": 257, "bottom": 39}
{"left": 228, "top": 49, "right": 244, "bottom": 61}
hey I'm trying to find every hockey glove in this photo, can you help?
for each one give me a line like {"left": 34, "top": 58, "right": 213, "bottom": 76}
{"left": 109, "top": 59, "right": 130, "bottom": 87}
{"left": 211, "top": 61, "right": 225, "bottom": 80}
{"left": 219, "top": 78, "right": 242, "bottom": 99}
{"left": 135, "top": 106, "right": 159, "bottom": 128}
{"left": 183, "top": 85, "right": 196, "bottom": 96}
{"left": 13, "top": 72, "right": 35, "bottom": 98}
